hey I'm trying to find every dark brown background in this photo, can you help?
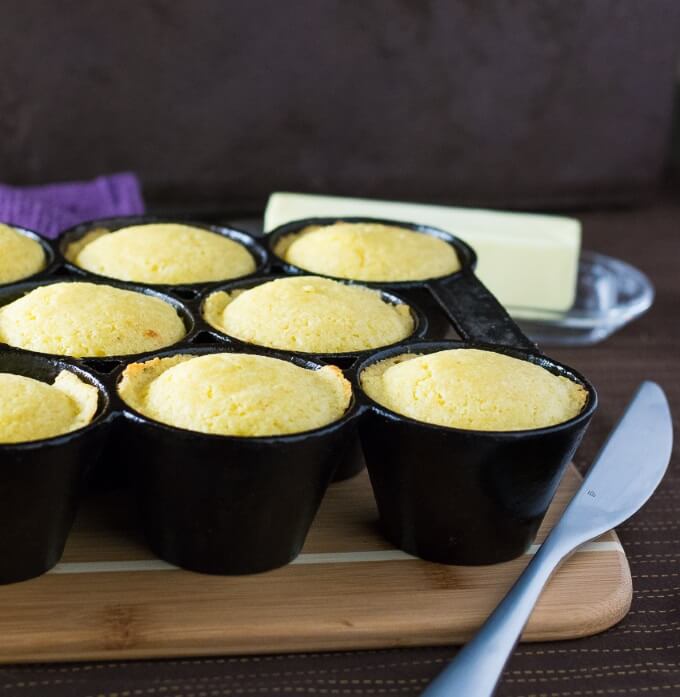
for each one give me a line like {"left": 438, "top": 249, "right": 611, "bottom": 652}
{"left": 1, "top": 0, "right": 679, "bottom": 211}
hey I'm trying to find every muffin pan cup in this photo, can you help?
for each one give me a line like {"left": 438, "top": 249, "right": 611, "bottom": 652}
{"left": 0, "top": 277, "right": 198, "bottom": 370}
{"left": 57, "top": 215, "right": 270, "bottom": 299}
{"left": 198, "top": 273, "right": 431, "bottom": 481}
{"left": 354, "top": 339, "right": 597, "bottom": 565}
{"left": 0, "top": 224, "right": 60, "bottom": 288}
{"left": 0, "top": 349, "right": 112, "bottom": 584}
{"left": 198, "top": 273, "right": 430, "bottom": 365}
{"left": 107, "top": 345, "right": 361, "bottom": 575}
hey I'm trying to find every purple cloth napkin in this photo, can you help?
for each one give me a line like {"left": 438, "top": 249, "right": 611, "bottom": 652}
{"left": 0, "top": 172, "right": 145, "bottom": 238}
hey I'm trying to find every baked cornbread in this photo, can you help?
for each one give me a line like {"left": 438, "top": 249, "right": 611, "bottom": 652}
{"left": 276, "top": 222, "right": 460, "bottom": 281}
{"left": 203, "top": 276, "right": 414, "bottom": 353}
{"left": 118, "top": 353, "right": 352, "bottom": 436}
{"left": 66, "top": 223, "right": 256, "bottom": 284}
{"left": 0, "top": 224, "right": 46, "bottom": 284}
{"left": 0, "top": 282, "right": 186, "bottom": 357}
{"left": 0, "top": 370, "right": 98, "bottom": 443}
{"left": 361, "top": 348, "right": 588, "bottom": 431}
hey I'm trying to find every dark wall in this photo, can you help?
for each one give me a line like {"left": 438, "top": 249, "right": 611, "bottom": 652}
{"left": 1, "top": 0, "right": 679, "bottom": 211}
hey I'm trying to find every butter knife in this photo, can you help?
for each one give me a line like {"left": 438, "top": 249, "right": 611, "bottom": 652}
{"left": 422, "top": 380, "right": 673, "bottom": 697}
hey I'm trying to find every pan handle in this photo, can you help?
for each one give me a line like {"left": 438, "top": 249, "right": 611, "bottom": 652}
{"left": 427, "top": 270, "right": 539, "bottom": 353}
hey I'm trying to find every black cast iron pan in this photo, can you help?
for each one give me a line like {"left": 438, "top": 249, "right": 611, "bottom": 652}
{"left": 351, "top": 339, "right": 597, "bottom": 565}
{"left": 0, "top": 214, "right": 599, "bottom": 574}
{"left": 0, "top": 349, "right": 112, "bottom": 584}
{"left": 0, "top": 276, "right": 197, "bottom": 372}
{"left": 57, "top": 215, "right": 269, "bottom": 300}
{"left": 104, "top": 344, "right": 363, "bottom": 575}
{"left": 198, "top": 273, "right": 430, "bottom": 369}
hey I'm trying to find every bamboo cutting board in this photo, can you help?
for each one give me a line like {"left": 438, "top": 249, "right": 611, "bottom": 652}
{"left": 0, "top": 464, "right": 631, "bottom": 663}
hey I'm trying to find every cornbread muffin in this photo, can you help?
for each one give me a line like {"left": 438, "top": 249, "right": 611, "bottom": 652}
{"left": 276, "top": 222, "right": 460, "bottom": 281}
{"left": 118, "top": 353, "right": 352, "bottom": 436}
{"left": 203, "top": 276, "right": 414, "bottom": 353}
{"left": 0, "top": 370, "right": 98, "bottom": 443}
{"left": 0, "top": 282, "right": 186, "bottom": 357}
{"left": 0, "top": 224, "right": 46, "bottom": 284}
{"left": 66, "top": 223, "right": 256, "bottom": 284}
{"left": 361, "top": 348, "right": 588, "bottom": 431}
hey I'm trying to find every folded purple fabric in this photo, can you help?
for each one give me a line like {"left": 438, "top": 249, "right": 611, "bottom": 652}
{"left": 0, "top": 172, "right": 145, "bottom": 238}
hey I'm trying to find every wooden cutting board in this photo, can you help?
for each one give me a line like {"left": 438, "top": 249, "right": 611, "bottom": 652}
{"left": 0, "top": 464, "right": 631, "bottom": 664}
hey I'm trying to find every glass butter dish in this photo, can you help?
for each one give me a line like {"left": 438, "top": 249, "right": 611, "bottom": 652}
{"left": 511, "top": 251, "right": 654, "bottom": 347}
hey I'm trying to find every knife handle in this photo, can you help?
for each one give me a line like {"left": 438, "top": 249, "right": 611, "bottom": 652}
{"left": 421, "top": 532, "right": 571, "bottom": 697}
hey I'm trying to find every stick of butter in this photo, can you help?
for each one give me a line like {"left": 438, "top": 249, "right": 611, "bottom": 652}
{"left": 264, "top": 192, "right": 580, "bottom": 315}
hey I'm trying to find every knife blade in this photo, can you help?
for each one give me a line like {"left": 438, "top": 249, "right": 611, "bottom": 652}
{"left": 421, "top": 381, "right": 673, "bottom": 697}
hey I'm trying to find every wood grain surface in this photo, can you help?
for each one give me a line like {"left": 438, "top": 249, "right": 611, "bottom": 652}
{"left": 0, "top": 464, "right": 631, "bottom": 664}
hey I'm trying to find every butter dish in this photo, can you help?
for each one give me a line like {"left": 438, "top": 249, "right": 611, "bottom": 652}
{"left": 513, "top": 251, "right": 654, "bottom": 346}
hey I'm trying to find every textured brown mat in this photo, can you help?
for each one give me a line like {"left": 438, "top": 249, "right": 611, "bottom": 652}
{"left": 1, "top": 191, "right": 679, "bottom": 696}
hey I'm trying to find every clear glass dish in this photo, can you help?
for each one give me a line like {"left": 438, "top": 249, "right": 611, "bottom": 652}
{"left": 511, "top": 251, "right": 654, "bottom": 346}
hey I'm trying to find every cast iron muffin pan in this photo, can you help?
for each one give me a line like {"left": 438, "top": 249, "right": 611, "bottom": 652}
{"left": 353, "top": 339, "right": 596, "bottom": 565}
{"left": 58, "top": 215, "right": 269, "bottom": 299}
{"left": 198, "top": 273, "right": 430, "bottom": 367}
{"left": 0, "top": 349, "right": 112, "bottom": 584}
{"left": 0, "top": 277, "right": 197, "bottom": 369}
{"left": 109, "top": 345, "right": 362, "bottom": 575}
{"left": 0, "top": 215, "right": 597, "bottom": 578}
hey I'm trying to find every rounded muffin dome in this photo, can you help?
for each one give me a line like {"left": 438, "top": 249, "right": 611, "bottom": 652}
{"left": 118, "top": 352, "right": 352, "bottom": 437}
{"left": 203, "top": 276, "right": 414, "bottom": 354}
{"left": 361, "top": 348, "right": 588, "bottom": 431}
{"left": 0, "top": 282, "right": 186, "bottom": 357}
{"left": 0, "top": 370, "right": 98, "bottom": 443}
{"left": 67, "top": 223, "right": 256, "bottom": 284}
{"left": 277, "top": 222, "right": 460, "bottom": 282}
{"left": 0, "top": 224, "right": 46, "bottom": 284}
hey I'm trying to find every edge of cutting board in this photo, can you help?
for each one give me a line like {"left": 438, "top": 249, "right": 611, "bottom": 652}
{"left": 0, "top": 465, "right": 633, "bottom": 663}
